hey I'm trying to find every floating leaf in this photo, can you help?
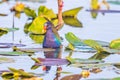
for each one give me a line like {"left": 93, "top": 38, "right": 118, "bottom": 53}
{"left": 57, "top": 71, "right": 72, "bottom": 74}
{"left": 0, "top": 51, "right": 22, "bottom": 56}
{"left": 65, "top": 32, "right": 85, "bottom": 46}
{"left": 63, "top": 17, "right": 82, "bottom": 27}
{"left": 22, "top": 77, "right": 43, "bottom": 80}
{"left": 31, "top": 65, "right": 40, "bottom": 70}
{"left": 2, "top": 72, "right": 13, "bottom": 79}
{"left": 66, "top": 43, "right": 75, "bottom": 51}
{"left": 89, "top": 51, "right": 111, "bottom": 60}
{"left": 29, "top": 33, "right": 44, "bottom": 44}
{"left": 7, "top": 27, "right": 19, "bottom": 32}
{"left": 66, "top": 57, "right": 104, "bottom": 64}
{"left": 62, "top": 7, "right": 83, "bottom": 18}
{"left": 83, "top": 39, "right": 105, "bottom": 51}
{"left": 28, "top": 16, "right": 47, "bottom": 34}
{"left": 0, "top": 13, "right": 8, "bottom": 16}
{"left": 0, "top": 28, "right": 8, "bottom": 37}
{"left": 38, "top": 6, "right": 56, "bottom": 19}
{"left": 110, "top": 38, "right": 120, "bottom": 49}
{"left": 24, "top": 7, "right": 37, "bottom": 18}
{"left": 90, "top": 68, "right": 102, "bottom": 73}
{"left": 31, "top": 57, "right": 41, "bottom": 63}
{"left": 61, "top": 74, "right": 82, "bottom": 80}
{"left": 8, "top": 67, "right": 34, "bottom": 78}
{"left": 12, "top": 47, "right": 55, "bottom": 53}
{"left": 24, "top": 22, "right": 32, "bottom": 34}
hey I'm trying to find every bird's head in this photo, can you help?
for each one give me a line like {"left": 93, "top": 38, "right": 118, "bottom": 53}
{"left": 44, "top": 21, "right": 53, "bottom": 31}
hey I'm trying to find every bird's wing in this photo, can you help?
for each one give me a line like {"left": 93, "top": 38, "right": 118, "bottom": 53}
{"left": 51, "top": 24, "right": 61, "bottom": 42}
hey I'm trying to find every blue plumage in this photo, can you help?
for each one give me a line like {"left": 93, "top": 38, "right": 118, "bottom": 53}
{"left": 43, "top": 21, "right": 61, "bottom": 48}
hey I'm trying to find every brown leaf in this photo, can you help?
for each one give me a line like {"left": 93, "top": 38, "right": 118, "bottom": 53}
{"left": 61, "top": 74, "right": 82, "bottom": 80}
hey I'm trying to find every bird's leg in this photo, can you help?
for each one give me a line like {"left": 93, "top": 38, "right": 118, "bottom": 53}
{"left": 57, "top": 0, "right": 64, "bottom": 30}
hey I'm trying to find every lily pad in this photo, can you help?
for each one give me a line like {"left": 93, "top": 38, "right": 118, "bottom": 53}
{"left": 66, "top": 57, "right": 104, "bottom": 64}
{"left": 29, "top": 33, "right": 44, "bottom": 44}
{"left": 70, "top": 62, "right": 120, "bottom": 69}
{"left": 13, "top": 47, "right": 55, "bottom": 53}
{"left": 28, "top": 16, "right": 47, "bottom": 34}
{"left": 109, "top": 38, "right": 120, "bottom": 49}
{"left": 61, "top": 74, "right": 82, "bottom": 80}
{"left": 24, "top": 7, "right": 37, "bottom": 18}
{"left": 0, "top": 43, "right": 26, "bottom": 48}
{"left": 0, "top": 51, "right": 27, "bottom": 56}
{"left": 0, "top": 13, "right": 8, "bottom": 16}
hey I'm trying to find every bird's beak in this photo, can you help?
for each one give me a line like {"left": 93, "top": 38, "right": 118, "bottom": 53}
{"left": 42, "top": 66, "right": 46, "bottom": 71}
{"left": 43, "top": 26, "right": 47, "bottom": 33}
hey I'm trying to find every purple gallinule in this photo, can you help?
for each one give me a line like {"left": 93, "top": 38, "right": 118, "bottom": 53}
{"left": 43, "top": 21, "right": 62, "bottom": 48}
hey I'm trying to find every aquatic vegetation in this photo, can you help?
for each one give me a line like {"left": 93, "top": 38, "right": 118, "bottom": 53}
{"left": 108, "top": 0, "right": 120, "bottom": 5}
{"left": 110, "top": 38, "right": 120, "bottom": 50}
{"left": 0, "top": 0, "right": 120, "bottom": 80}
{"left": 65, "top": 32, "right": 120, "bottom": 53}
{"left": 1, "top": 67, "right": 43, "bottom": 80}
{"left": 24, "top": 6, "right": 83, "bottom": 34}
{"left": 62, "top": 7, "right": 83, "bottom": 18}
{"left": 89, "top": 0, "right": 110, "bottom": 18}
{"left": 11, "top": 2, "right": 25, "bottom": 12}
{"left": 24, "top": 6, "right": 57, "bottom": 34}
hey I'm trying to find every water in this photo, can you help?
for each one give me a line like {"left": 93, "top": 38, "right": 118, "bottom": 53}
{"left": 0, "top": 0, "right": 120, "bottom": 80}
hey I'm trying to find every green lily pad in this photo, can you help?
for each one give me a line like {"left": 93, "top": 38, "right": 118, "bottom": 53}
{"left": 24, "top": 7, "right": 37, "bottom": 18}
{"left": 110, "top": 38, "right": 120, "bottom": 49}
{"left": 38, "top": 6, "right": 57, "bottom": 19}
{"left": 0, "top": 28, "right": 8, "bottom": 37}
{"left": 29, "top": 33, "right": 44, "bottom": 44}
{"left": 28, "top": 16, "right": 47, "bottom": 34}
{"left": 0, "top": 51, "right": 24, "bottom": 56}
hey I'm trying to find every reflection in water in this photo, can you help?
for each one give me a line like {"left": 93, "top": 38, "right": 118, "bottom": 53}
{"left": 89, "top": 0, "right": 110, "bottom": 19}
{"left": 54, "top": 66, "right": 62, "bottom": 80}
{"left": 43, "top": 47, "right": 62, "bottom": 74}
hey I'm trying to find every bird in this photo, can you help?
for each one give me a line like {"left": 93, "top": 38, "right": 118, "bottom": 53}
{"left": 42, "top": 21, "right": 62, "bottom": 48}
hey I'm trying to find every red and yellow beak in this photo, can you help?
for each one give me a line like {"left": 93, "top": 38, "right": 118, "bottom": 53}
{"left": 42, "top": 26, "right": 47, "bottom": 33}
{"left": 42, "top": 66, "right": 46, "bottom": 71}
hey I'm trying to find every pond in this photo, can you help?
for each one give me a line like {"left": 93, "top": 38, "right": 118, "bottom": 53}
{"left": 0, "top": 0, "right": 120, "bottom": 80}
